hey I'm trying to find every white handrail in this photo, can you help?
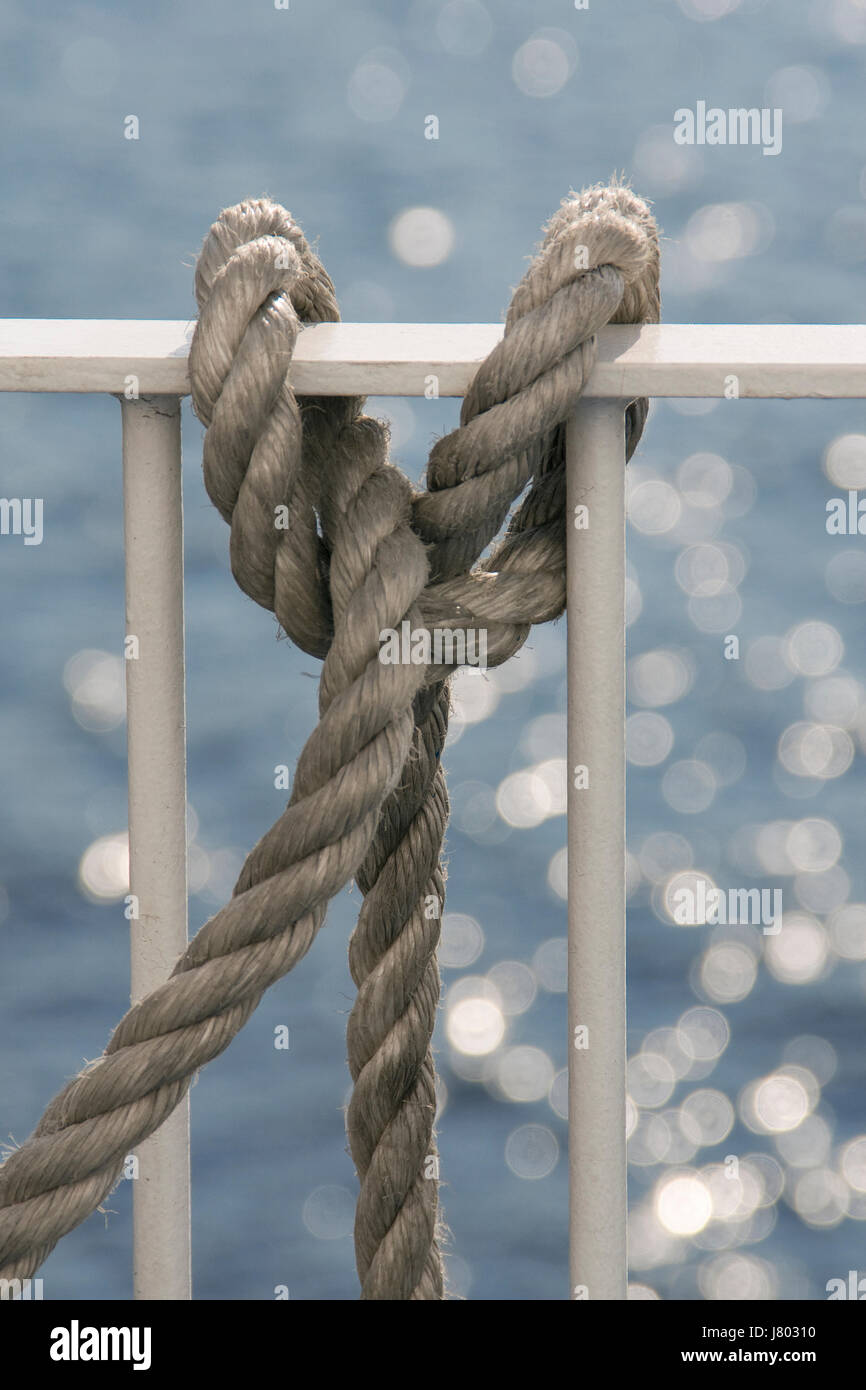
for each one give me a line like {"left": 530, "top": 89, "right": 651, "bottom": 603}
{"left": 2, "top": 320, "right": 866, "bottom": 1301}
{"left": 1, "top": 321, "right": 866, "bottom": 396}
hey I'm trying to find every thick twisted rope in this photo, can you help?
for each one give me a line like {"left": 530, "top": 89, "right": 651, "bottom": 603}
{"left": 0, "top": 179, "right": 659, "bottom": 1296}
{"left": 347, "top": 680, "right": 451, "bottom": 1298}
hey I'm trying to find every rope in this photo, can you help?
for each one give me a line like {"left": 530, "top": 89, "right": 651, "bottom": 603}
{"left": 0, "top": 179, "right": 659, "bottom": 1297}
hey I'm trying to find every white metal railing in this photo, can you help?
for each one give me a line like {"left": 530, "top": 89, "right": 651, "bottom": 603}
{"left": 2, "top": 320, "right": 865, "bottom": 1302}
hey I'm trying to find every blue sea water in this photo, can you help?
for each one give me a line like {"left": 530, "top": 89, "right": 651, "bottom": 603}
{"left": 1, "top": 0, "right": 865, "bottom": 1300}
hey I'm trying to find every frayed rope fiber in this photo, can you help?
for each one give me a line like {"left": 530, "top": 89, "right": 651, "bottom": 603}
{"left": 0, "top": 180, "right": 659, "bottom": 1299}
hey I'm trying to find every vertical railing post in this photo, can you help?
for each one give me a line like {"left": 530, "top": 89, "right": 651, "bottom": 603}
{"left": 566, "top": 399, "right": 628, "bottom": 1301}
{"left": 120, "top": 394, "right": 192, "bottom": 1301}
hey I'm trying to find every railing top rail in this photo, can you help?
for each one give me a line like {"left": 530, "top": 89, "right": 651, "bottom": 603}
{"left": 0, "top": 321, "right": 865, "bottom": 398}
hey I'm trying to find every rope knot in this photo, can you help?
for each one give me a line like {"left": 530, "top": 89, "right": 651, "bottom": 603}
{"left": 189, "top": 202, "right": 341, "bottom": 658}
{"left": 0, "top": 180, "right": 659, "bottom": 1301}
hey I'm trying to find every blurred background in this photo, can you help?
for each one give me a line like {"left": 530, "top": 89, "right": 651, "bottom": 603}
{"left": 1, "top": 0, "right": 865, "bottom": 1301}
